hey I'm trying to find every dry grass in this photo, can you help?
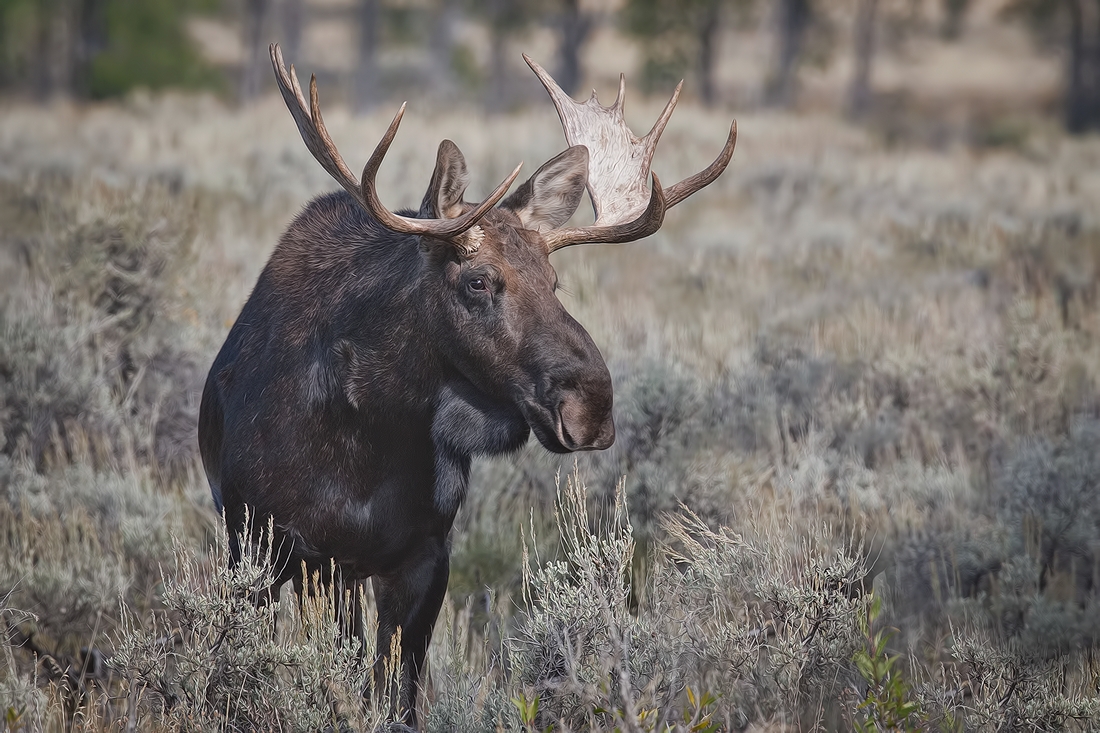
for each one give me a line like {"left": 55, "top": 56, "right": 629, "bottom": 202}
{"left": 2, "top": 44, "right": 1100, "bottom": 729}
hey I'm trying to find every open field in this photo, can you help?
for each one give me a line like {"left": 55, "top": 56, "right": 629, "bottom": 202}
{"left": 3, "top": 43, "right": 1100, "bottom": 729}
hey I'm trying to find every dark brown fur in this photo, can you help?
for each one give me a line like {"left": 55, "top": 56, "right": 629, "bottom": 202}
{"left": 199, "top": 144, "right": 611, "bottom": 726}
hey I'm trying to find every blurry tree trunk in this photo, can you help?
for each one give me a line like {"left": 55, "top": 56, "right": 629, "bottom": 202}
{"left": 30, "top": 0, "right": 76, "bottom": 100}
{"left": 72, "top": 0, "right": 106, "bottom": 98}
{"left": 940, "top": 0, "right": 971, "bottom": 39}
{"left": 355, "top": 0, "right": 381, "bottom": 113}
{"left": 764, "top": 0, "right": 811, "bottom": 107}
{"left": 241, "top": 0, "right": 273, "bottom": 102}
{"left": 430, "top": 0, "right": 460, "bottom": 97}
{"left": 29, "top": 6, "right": 53, "bottom": 98}
{"left": 556, "top": 0, "right": 594, "bottom": 96}
{"left": 484, "top": 0, "right": 509, "bottom": 114}
{"left": 1087, "top": 0, "right": 1100, "bottom": 128}
{"left": 1065, "top": 0, "right": 1100, "bottom": 132}
{"left": 1067, "top": 0, "right": 1083, "bottom": 130}
{"left": 845, "top": 0, "right": 878, "bottom": 120}
{"left": 29, "top": 10, "right": 52, "bottom": 99}
{"left": 696, "top": 0, "right": 721, "bottom": 107}
{"left": 279, "top": 0, "right": 305, "bottom": 65}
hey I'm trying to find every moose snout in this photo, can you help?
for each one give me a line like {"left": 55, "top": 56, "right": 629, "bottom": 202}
{"left": 553, "top": 350, "right": 615, "bottom": 451}
{"left": 558, "top": 395, "right": 615, "bottom": 450}
{"left": 521, "top": 308, "right": 616, "bottom": 453}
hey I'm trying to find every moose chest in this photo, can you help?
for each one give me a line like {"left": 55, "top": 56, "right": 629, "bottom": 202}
{"left": 302, "top": 384, "right": 531, "bottom": 570}
{"left": 261, "top": 413, "right": 453, "bottom": 574}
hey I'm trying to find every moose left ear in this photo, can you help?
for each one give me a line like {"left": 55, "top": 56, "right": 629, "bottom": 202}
{"left": 500, "top": 146, "right": 589, "bottom": 233}
{"left": 420, "top": 140, "right": 470, "bottom": 219}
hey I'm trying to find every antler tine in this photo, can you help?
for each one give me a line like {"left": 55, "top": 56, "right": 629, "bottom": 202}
{"left": 544, "top": 173, "right": 666, "bottom": 252}
{"left": 270, "top": 44, "right": 363, "bottom": 202}
{"left": 307, "top": 71, "right": 361, "bottom": 187}
{"left": 358, "top": 107, "right": 523, "bottom": 238}
{"left": 525, "top": 54, "right": 736, "bottom": 250}
{"left": 613, "top": 73, "right": 626, "bottom": 112}
{"left": 642, "top": 80, "right": 682, "bottom": 159}
{"left": 444, "top": 160, "right": 525, "bottom": 235}
{"left": 665, "top": 120, "right": 737, "bottom": 209}
{"left": 524, "top": 54, "right": 650, "bottom": 225}
{"left": 271, "top": 42, "right": 522, "bottom": 241}
{"left": 525, "top": 54, "right": 573, "bottom": 117}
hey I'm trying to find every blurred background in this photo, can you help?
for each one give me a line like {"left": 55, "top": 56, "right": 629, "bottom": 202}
{"left": 1, "top": 0, "right": 1097, "bottom": 138}
{"left": 3, "top": 1, "right": 1100, "bottom": 730}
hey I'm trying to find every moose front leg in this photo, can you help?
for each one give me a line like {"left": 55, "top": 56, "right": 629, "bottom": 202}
{"left": 371, "top": 537, "right": 450, "bottom": 728}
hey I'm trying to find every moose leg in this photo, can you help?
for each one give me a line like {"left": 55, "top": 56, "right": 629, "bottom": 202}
{"left": 371, "top": 537, "right": 449, "bottom": 728}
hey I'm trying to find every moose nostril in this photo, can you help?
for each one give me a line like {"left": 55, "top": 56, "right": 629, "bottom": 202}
{"left": 559, "top": 416, "right": 575, "bottom": 449}
{"left": 595, "top": 417, "right": 615, "bottom": 449}
{"left": 558, "top": 396, "right": 613, "bottom": 450}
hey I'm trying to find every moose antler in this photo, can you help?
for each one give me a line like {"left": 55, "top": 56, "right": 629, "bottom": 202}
{"left": 524, "top": 55, "right": 737, "bottom": 252}
{"left": 270, "top": 44, "right": 522, "bottom": 239}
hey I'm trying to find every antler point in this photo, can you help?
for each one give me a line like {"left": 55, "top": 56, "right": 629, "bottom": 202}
{"left": 613, "top": 74, "right": 627, "bottom": 112}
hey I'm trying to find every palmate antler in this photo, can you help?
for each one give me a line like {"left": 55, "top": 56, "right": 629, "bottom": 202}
{"left": 270, "top": 43, "right": 522, "bottom": 239}
{"left": 524, "top": 55, "right": 737, "bottom": 252}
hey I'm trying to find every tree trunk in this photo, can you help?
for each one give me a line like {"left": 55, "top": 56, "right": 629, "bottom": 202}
{"left": 430, "top": 0, "right": 459, "bottom": 97}
{"left": 764, "top": 0, "right": 811, "bottom": 108}
{"left": 697, "top": 0, "right": 721, "bottom": 107}
{"left": 845, "top": 0, "right": 878, "bottom": 120}
{"left": 940, "top": 0, "right": 970, "bottom": 40}
{"left": 355, "top": 0, "right": 380, "bottom": 113}
{"left": 29, "top": 10, "right": 52, "bottom": 100}
{"left": 31, "top": 0, "right": 77, "bottom": 100}
{"left": 1064, "top": 0, "right": 1100, "bottom": 132}
{"left": 556, "top": 0, "right": 594, "bottom": 96}
{"left": 279, "top": 0, "right": 305, "bottom": 66}
{"left": 72, "top": 0, "right": 106, "bottom": 98}
{"left": 241, "top": 0, "right": 272, "bottom": 102}
{"left": 1093, "top": 0, "right": 1100, "bottom": 129}
{"left": 484, "top": 0, "right": 509, "bottom": 114}
{"left": 1067, "top": 0, "right": 1085, "bottom": 131}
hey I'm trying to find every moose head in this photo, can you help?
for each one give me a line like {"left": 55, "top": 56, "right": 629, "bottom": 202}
{"left": 268, "top": 46, "right": 735, "bottom": 460}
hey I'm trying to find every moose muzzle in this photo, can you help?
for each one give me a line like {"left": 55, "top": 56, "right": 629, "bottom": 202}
{"left": 557, "top": 392, "right": 615, "bottom": 451}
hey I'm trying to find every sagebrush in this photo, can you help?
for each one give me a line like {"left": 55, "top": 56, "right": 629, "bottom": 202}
{"left": 3, "top": 78, "right": 1100, "bottom": 730}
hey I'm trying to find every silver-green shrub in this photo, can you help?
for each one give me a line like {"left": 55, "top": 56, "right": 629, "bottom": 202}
{"left": 112, "top": 519, "right": 395, "bottom": 732}
{"left": 509, "top": 469, "right": 868, "bottom": 731}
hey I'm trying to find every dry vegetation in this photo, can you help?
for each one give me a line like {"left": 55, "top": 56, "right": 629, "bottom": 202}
{"left": 3, "top": 39, "right": 1100, "bottom": 730}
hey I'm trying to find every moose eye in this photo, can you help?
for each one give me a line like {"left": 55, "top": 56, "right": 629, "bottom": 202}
{"left": 468, "top": 277, "right": 488, "bottom": 293}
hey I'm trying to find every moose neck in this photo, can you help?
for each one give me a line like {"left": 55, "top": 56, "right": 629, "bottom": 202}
{"left": 316, "top": 218, "right": 451, "bottom": 419}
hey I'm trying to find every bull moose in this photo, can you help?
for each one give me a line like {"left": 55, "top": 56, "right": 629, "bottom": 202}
{"left": 198, "top": 43, "right": 736, "bottom": 727}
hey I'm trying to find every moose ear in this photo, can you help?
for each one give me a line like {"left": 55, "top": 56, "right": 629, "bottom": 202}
{"left": 500, "top": 146, "right": 589, "bottom": 233}
{"left": 420, "top": 140, "right": 470, "bottom": 219}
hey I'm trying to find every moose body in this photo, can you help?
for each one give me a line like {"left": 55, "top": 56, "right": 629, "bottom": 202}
{"left": 200, "top": 194, "right": 531, "bottom": 569}
{"left": 199, "top": 44, "right": 735, "bottom": 727}
{"left": 199, "top": 192, "right": 587, "bottom": 711}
